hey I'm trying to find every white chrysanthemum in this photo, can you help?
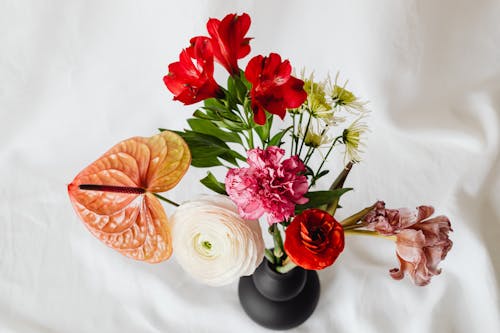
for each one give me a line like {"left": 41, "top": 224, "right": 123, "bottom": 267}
{"left": 342, "top": 116, "right": 369, "bottom": 163}
{"left": 170, "top": 195, "right": 264, "bottom": 286}
{"left": 328, "top": 72, "right": 368, "bottom": 114}
{"left": 296, "top": 71, "right": 345, "bottom": 125}
{"left": 300, "top": 119, "right": 334, "bottom": 148}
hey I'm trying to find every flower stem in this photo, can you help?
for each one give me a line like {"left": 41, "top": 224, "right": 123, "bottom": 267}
{"left": 315, "top": 136, "right": 342, "bottom": 178}
{"left": 248, "top": 128, "right": 254, "bottom": 149}
{"left": 298, "top": 113, "right": 311, "bottom": 157}
{"left": 340, "top": 203, "right": 377, "bottom": 227}
{"left": 153, "top": 193, "right": 180, "bottom": 207}
{"left": 264, "top": 248, "right": 276, "bottom": 265}
{"left": 275, "top": 257, "right": 297, "bottom": 274}
{"left": 272, "top": 224, "right": 284, "bottom": 265}
{"left": 302, "top": 146, "right": 314, "bottom": 165}
{"left": 295, "top": 113, "right": 302, "bottom": 156}
{"left": 344, "top": 229, "right": 396, "bottom": 241}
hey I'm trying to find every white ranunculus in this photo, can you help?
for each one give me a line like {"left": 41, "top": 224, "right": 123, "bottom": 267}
{"left": 170, "top": 195, "right": 265, "bottom": 286}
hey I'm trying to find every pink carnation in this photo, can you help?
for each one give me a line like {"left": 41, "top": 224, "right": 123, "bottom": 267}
{"left": 225, "top": 146, "right": 308, "bottom": 224}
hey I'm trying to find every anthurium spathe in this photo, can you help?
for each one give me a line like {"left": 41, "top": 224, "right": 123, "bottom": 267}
{"left": 67, "top": 131, "right": 191, "bottom": 263}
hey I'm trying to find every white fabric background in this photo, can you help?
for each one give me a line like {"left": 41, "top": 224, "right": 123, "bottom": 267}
{"left": 1, "top": 0, "right": 499, "bottom": 332}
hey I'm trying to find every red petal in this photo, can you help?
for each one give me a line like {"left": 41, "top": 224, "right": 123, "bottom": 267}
{"left": 284, "top": 209, "right": 344, "bottom": 270}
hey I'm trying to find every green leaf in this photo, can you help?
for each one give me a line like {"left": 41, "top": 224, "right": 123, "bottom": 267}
{"left": 202, "top": 104, "right": 242, "bottom": 123}
{"left": 191, "top": 157, "right": 223, "bottom": 168}
{"left": 227, "top": 76, "right": 236, "bottom": 97}
{"left": 233, "top": 74, "right": 248, "bottom": 102}
{"left": 200, "top": 172, "right": 227, "bottom": 195}
{"left": 173, "top": 130, "right": 246, "bottom": 168}
{"left": 254, "top": 113, "right": 273, "bottom": 145}
{"left": 295, "top": 188, "right": 353, "bottom": 213}
{"left": 174, "top": 130, "right": 230, "bottom": 167}
{"left": 304, "top": 165, "right": 314, "bottom": 176}
{"left": 219, "top": 152, "right": 238, "bottom": 166}
{"left": 215, "top": 119, "right": 248, "bottom": 132}
{"left": 203, "top": 98, "right": 227, "bottom": 113}
{"left": 187, "top": 118, "right": 242, "bottom": 144}
{"left": 193, "top": 109, "right": 219, "bottom": 121}
{"left": 317, "top": 170, "right": 330, "bottom": 178}
{"left": 268, "top": 126, "right": 293, "bottom": 147}
{"left": 239, "top": 69, "right": 252, "bottom": 90}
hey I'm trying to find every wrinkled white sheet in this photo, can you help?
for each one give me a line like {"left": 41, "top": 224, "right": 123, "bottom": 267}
{"left": 1, "top": 0, "right": 499, "bottom": 332}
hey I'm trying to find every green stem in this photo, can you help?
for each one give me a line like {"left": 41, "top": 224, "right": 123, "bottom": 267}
{"left": 291, "top": 114, "right": 296, "bottom": 156}
{"left": 344, "top": 229, "right": 397, "bottom": 241}
{"left": 298, "top": 113, "right": 311, "bottom": 157}
{"left": 303, "top": 146, "right": 314, "bottom": 165}
{"left": 272, "top": 224, "right": 284, "bottom": 264}
{"left": 295, "top": 113, "right": 304, "bottom": 155}
{"left": 315, "top": 136, "right": 342, "bottom": 178}
{"left": 275, "top": 258, "right": 297, "bottom": 274}
{"left": 264, "top": 248, "right": 276, "bottom": 265}
{"left": 342, "top": 223, "right": 366, "bottom": 230}
{"left": 339, "top": 203, "right": 377, "bottom": 227}
{"left": 153, "top": 193, "right": 180, "bottom": 207}
{"left": 247, "top": 128, "right": 254, "bottom": 149}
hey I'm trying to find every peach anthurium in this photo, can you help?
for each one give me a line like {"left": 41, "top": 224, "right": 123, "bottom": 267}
{"left": 67, "top": 131, "right": 191, "bottom": 263}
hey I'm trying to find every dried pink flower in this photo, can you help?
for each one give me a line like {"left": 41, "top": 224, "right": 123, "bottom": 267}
{"left": 391, "top": 215, "right": 453, "bottom": 286}
{"left": 225, "top": 146, "right": 308, "bottom": 224}
{"left": 363, "top": 201, "right": 435, "bottom": 235}
{"left": 363, "top": 201, "right": 453, "bottom": 286}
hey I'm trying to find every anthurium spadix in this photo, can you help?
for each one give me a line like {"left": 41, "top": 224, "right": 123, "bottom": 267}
{"left": 67, "top": 131, "right": 191, "bottom": 263}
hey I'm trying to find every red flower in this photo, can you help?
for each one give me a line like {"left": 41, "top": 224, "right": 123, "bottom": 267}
{"left": 245, "top": 53, "right": 307, "bottom": 125}
{"left": 163, "top": 37, "right": 222, "bottom": 105}
{"left": 207, "top": 13, "right": 252, "bottom": 75}
{"left": 284, "top": 209, "right": 344, "bottom": 270}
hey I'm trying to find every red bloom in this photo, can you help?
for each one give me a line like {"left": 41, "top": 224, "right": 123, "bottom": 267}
{"left": 284, "top": 209, "right": 344, "bottom": 270}
{"left": 163, "top": 37, "right": 222, "bottom": 105}
{"left": 245, "top": 53, "right": 307, "bottom": 125}
{"left": 207, "top": 13, "right": 252, "bottom": 75}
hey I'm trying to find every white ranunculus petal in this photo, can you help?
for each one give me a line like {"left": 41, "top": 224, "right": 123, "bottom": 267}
{"left": 170, "top": 195, "right": 265, "bottom": 286}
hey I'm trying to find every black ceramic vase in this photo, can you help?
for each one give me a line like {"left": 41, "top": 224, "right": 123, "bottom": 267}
{"left": 238, "top": 258, "right": 320, "bottom": 330}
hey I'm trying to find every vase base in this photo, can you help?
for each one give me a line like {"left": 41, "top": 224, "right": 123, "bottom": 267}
{"left": 238, "top": 270, "right": 320, "bottom": 330}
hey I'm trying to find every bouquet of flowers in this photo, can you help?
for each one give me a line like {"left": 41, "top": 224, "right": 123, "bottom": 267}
{"left": 67, "top": 12, "right": 453, "bottom": 328}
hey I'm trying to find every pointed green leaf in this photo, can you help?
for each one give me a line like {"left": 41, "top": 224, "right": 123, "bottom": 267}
{"left": 268, "top": 126, "right": 293, "bottom": 147}
{"left": 254, "top": 113, "right": 273, "bottom": 145}
{"left": 187, "top": 118, "right": 242, "bottom": 144}
{"left": 295, "top": 188, "right": 353, "bottom": 213}
{"left": 200, "top": 172, "right": 227, "bottom": 195}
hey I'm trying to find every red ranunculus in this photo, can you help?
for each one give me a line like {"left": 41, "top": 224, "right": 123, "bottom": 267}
{"left": 245, "top": 53, "right": 307, "bottom": 125}
{"left": 284, "top": 209, "right": 344, "bottom": 270}
{"left": 207, "top": 13, "right": 252, "bottom": 75}
{"left": 163, "top": 37, "right": 222, "bottom": 105}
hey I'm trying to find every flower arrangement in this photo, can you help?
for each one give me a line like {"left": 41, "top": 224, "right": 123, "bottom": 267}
{"left": 68, "top": 11, "right": 453, "bottom": 314}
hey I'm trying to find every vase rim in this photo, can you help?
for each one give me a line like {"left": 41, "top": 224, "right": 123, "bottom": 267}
{"left": 264, "top": 258, "right": 303, "bottom": 280}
